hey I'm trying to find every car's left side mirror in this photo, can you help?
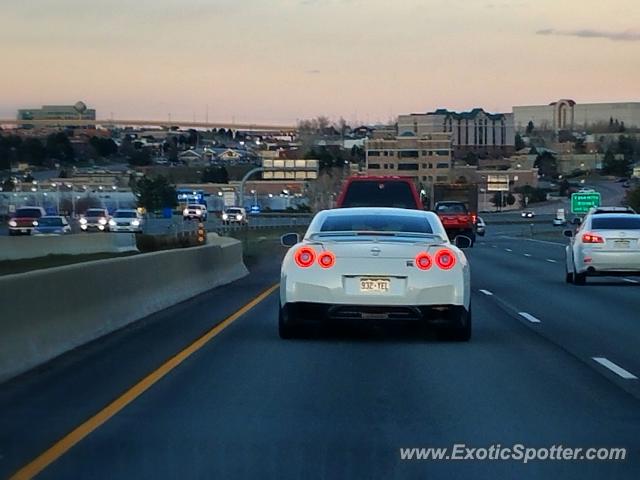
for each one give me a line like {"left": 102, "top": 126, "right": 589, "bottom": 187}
{"left": 454, "top": 235, "right": 472, "bottom": 249}
{"left": 563, "top": 229, "right": 574, "bottom": 238}
{"left": 281, "top": 233, "right": 300, "bottom": 247}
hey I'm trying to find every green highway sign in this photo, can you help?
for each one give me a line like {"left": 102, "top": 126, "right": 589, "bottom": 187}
{"left": 571, "top": 192, "right": 601, "bottom": 214}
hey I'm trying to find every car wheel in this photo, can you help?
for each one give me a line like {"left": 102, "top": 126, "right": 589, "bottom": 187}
{"left": 279, "top": 304, "right": 305, "bottom": 339}
{"left": 441, "top": 306, "right": 471, "bottom": 341}
{"left": 565, "top": 269, "right": 574, "bottom": 284}
{"left": 574, "top": 271, "right": 587, "bottom": 285}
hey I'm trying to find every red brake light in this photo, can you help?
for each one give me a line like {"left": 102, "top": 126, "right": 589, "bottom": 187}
{"left": 415, "top": 252, "right": 433, "bottom": 270}
{"left": 435, "top": 249, "right": 456, "bottom": 270}
{"left": 318, "top": 251, "right": 336, "bottom": 269}
{"left": 582, "top": 233, "right": 604, "bottom": 244}
{"left": 294, "top": 247, "right": 316, "bottom": 268}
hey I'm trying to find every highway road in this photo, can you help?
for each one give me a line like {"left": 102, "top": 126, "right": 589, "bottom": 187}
{"left": 1, "top": 225, "right": 640, "bottom": 479}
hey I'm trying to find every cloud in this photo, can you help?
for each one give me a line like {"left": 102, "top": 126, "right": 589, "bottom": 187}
{"left": 536, "top": 28, "right": 640, "bottom": 42}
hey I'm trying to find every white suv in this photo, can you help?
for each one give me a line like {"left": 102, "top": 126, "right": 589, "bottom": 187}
{"left": 183, "top": 204, "right": 208, "bottom": 221}
{"left": 221, "top": 207, "right": 247, "bottom": 225}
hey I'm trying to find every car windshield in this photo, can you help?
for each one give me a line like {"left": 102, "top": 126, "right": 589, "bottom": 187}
{"left": 187, "top": 205, "right": 203, "bottom": 209}
{"left": 114, "top": 211, "right": 137, "bottom": 218}
{"left": 85, "top": 210, "right": 106, "bottom": 217}
{"left": 319, "top": 214, "right": 433, "bottom": 234}
{"left": 591, "top": 217, "right": 640, "bottom": 230}
{"left": 340, "top": 181, "right": 418, "bottom": 208}
{"left": 37, "top": 217, "right": 64, "bottom": 227}
{"left": 436, "top": 203, "right": 468, "bottom": 214}
{"left": 226, "top": 209, "right": 242, "bottom": 214}
{"left": 15, "top": 208, "right": 42, "bottom": 218}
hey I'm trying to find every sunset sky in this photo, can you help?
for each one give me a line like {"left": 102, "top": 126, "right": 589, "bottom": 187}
{"left": 1, "top": 0, "right": 639, "bottom": 125}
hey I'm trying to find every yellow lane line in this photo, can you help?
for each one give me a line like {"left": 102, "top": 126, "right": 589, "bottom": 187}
{"left": 10, "top": 283, "right": 279, "bottom": 480}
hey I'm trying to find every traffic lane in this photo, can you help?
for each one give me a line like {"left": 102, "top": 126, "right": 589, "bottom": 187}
{"left": 38, "top": 290, "right": 640, "bottom": 479}
{"left": 468, "top": 239, "right": 640, "bottom": 397}
{"left": 0, "top": 256, "right": 283, "bottom": 479}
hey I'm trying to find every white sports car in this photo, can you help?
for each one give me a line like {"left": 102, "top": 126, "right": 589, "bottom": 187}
{"left": 279, "top": 207, "right": 472, "bottom": 340}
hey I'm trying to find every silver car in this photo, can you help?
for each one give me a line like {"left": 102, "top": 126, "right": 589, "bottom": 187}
{"left": 79, "top": 208, "right": 110, "bottom": 232}
{"left": 565, "top": 213, "right": 640, "bottom": 285}
{"left": 108, "top": 209, "right": 143, "bottom": 233}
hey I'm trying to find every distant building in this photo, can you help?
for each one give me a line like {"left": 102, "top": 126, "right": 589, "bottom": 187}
{"left": 365, "top": 131, "right": 453, "bottom": 187}
{"left": 17, "top": 101, "right": 96, "bottom": 126}
{"left": 513, "top": 99, "right": 640, "bottom": 132}
{"left": 398, "top": 108, "right": 516, "bottom": 159}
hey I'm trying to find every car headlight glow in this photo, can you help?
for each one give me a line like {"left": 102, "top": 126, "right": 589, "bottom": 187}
{"left": 236, "top": 214, "right": 243, "bottom": 220}
{"left": 109, "top": 219, "right": 116, "bottom": 226}
{"left": 32, "top": 221, "right": 39, "bottom": 226}
{"left": 79, "top": 218, "right": 87, "bottom": 224}
{"left": 8, "top": 220, "right": 17, "bottom": 227}
{"left": 183, "top": 208, "right": 189, "bottom": 215}
{"left": 98, "top": 218, "right": 107, "bottom": 225}
{"left": 222, "top": 214, "right": 228, "bottom": 220}
{"left": 131, "top": 219, "right": 140, "bottom": 226}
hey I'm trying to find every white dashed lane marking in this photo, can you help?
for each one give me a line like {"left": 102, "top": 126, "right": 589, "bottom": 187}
{"left": 479, "top": 289, "right": 493, "bottom": 296}
{"left": 518, "top": 312, "right": 541, "bottom": 324}
{"left": 592, "top": 357, "right": 638, "bottom": 380}
{"left": 546, "top": 259, "right": 557, "bottom": 263}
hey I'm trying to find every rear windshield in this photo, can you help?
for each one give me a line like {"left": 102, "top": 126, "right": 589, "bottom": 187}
{"left": 435, "top": 203, "right": 468, "bottom": 214}
{"left": 340, "top": 180, "right": 418, "bottom": 209}
{"left": 592, "top": 217, "right": 640, "bottom": 230}
{"left": 38, "top": 217, "right": 64, "bottom": 226}
{"left": 320, "top": 214, "right": 433, "bottom": 234}
{"left": 114, "top": 211, "right": 137, "bottom": 218}
{"left": 15, "top": 208, "right": 43, "bottom": 218}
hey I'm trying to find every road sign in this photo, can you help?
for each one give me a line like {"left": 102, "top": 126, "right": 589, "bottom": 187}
{"left": 262, "top": 158, "right": 319, "bottom": 180}
{"left": 571, "top": 191, "right": 601, "bottom": 214}
{"left": 487, "top": 174, "right": 510, "bottom": 192}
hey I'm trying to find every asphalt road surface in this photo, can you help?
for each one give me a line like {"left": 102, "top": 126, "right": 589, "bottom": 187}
{"left": 1, "top": 227, "right": 640, "bottom": 479}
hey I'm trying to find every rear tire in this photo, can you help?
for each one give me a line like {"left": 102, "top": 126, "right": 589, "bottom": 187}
{"left": 565, "top": 269, "right": 574, "bottom": 284}
{"left": 279, "top": 304, "right": 305, "bottom": 339}
{"left": 442, "top": 306, "right": 471, "bottom": 341}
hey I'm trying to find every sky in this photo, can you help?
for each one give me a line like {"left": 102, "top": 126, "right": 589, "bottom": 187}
{"left": 1, "top": 0, "right": 639, "bottom": 125}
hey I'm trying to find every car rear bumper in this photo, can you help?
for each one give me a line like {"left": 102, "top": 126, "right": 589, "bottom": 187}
{"left": 576, "top": 250, "right": 640, "bottom": 274}
{"left": 282, "top": 301, "right": 468, "bottom": 326}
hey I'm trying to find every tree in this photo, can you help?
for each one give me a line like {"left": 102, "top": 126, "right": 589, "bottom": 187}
{"left": 134, "top": 175, "right": 177, "bottom": 211}
{"left": 462, "top": 151, "right": 478, "bottom": 166}
{"left": 45, "top": 132, "right": 75, "bottom": 163}
{"left": 129, "top": 149, "right": 152, "bottom": 166}
{"left": 534, "top": 151, "right": 558, "bottom": 178}
{"left": 1, "top": 178, "right": 15, "bottom": 191}
{"left": 515, "top": 133, "right": 525, "bottom": 151}
{"left": 21, "top": 138, "right": 48, "bottom": 166}
{"left": 201, "top": 166, "right": 229, "bottom": 183}
{"left": 602, "top": 149, "right": 630, "bottom": 177}
{"left": 89, "top": 137, "right": 118, "bottom": 157}
{"left": 526, "top": 121, "right": 535, "bottom": 135}
{"left": 627, "top": 185, "right": 640, "bottom": 213}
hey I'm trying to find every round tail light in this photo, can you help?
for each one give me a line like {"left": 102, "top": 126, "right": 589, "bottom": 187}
{"left": 318, "top": 251, "right": 336, "bottom": 269}
{"left": 294, "top": 247, "right": 316, "bottom": 268}
{"left": 415, "top": 252, "right": 432, "bottom": 270}
{"left": 435, "top": 249, "right": 456, "bottom": 270}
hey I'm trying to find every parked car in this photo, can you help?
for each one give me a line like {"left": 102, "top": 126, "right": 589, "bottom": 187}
{"left": 108, "top": 209, "right": 144, "bottom": 233}
{"left": 32, "top": 216, "right": 72, "bottom": 235}
{"left": 79, "top": 208, "right": 110, "bottom": 232}
{"left": 221, "top": 207, "right": 247, "bottom": 225}
{"left": 7, "top": 206, "right": 46, "bottom": 236}
{"left": 183, "top": 204, "right": 208, "bottom": 221}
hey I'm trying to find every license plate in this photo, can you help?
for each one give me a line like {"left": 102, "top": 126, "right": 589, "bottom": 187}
{"left": 360, "top": 278, "right": 390, "bottom": 293}
{"left": 613, "top": 240, "right": 630, "bottom": 248}
{"left": 21, "top": 229, "right": 28, "bottom": 233}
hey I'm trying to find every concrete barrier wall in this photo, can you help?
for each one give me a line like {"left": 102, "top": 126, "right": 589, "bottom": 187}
{"left": 0, "top": 233, "right": 139, "bottom": 261}
{"left": 0, "top": 237, "right": 248, "bottom": 382}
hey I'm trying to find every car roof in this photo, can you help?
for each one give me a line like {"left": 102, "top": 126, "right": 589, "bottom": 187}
{"left": 588, "top": 213, "right": 639, "bottom": 221}
{"left": 589, "top": 206, "right": 636, "bottom": 213}
{"left": 40, "top": 215, "right": 65, "bottom": 219}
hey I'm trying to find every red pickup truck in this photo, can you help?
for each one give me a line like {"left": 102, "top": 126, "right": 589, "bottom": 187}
{"left": 335, "top": 176, "right": 423, "bottom": 209}
{"left": 433, "top": 201, "right": 476, "bottom": 246}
